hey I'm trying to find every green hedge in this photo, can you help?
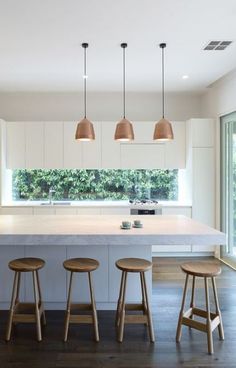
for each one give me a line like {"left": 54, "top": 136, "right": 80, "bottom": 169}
{"left": 12, "top": 169, "right": 178, "bottom": 201}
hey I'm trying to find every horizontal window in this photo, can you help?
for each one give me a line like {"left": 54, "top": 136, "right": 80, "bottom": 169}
{"left": 12, "top": 169, "right": 179, "bottom": 201}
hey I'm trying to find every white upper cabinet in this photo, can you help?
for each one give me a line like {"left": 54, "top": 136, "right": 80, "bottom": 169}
{"left": 44, "top": 122, "right": 64, "bottom": 168}
{"left": 121, "top": 143, "right": 165, "bottom": 169}
{"left": 130, "top": 121, "right": 155, "bottom": 143}
{"left": 63, "top": 121, "right": 83, "bottom": 168}
{"left": 25, "top": 122, "right": 44, "bottom": 168}
{"left": 165, "top": 121, "right": 186, "bottom": 168}
{"left": 5, "top": 120, "right": 186, "bottom": 170}
{"left": 6, "top": 122, "right": 25, "bottom": 168}
{"left": 190, "top": 119, "right": 215, "bottom": 148}
{"left": 82, "top": 121, "right": 101, "bottom": 168}
{"left": 101, "top": 121, "right": 121, "bottom": 168}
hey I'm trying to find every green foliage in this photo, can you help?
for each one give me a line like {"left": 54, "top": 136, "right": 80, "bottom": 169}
{"left": 12, "top": 169, "right": 178, "bottom": 201}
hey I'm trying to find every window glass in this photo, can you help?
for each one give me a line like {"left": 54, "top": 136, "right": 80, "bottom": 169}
{"left": 12, "top": 169, "right": 178, "bottom": 201}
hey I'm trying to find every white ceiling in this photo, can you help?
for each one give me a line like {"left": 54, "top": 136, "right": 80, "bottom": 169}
{"left": 1, "top": 0, "right": 236, "bottom": 92}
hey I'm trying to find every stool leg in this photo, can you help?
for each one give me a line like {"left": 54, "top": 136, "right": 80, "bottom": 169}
{"left": 6, "top": 271, "right": 19, "bottom": 341}
{"left": 115, "top": 271, "right": 125, "bottom": 327}
{"left": 204, "top": 277, "right": 213, "bottom": 354}
{"left": 176, "top": 274, "right": 189, "bottom": 342}
{"left": 118, "top": 271, "right": 127, "bottom": 342}
{"left": 36, "top": 270, "right": 46, "bottom": 326}
{"left": 15, "top": 272, "right": 21, "bottom": 305}
{"left": 33, "top": 270, "right": 42, "bottom": 342}
{"left": 88, "top": 272, "right": 99, "bottom": 342}
{"left": 189, "top": 276, "right": 195, "bottom": 321}
{"left": 140, "top": 272, "right": 147, "bottom": 319}
{"left": 212, "top": 277, "right": 224, "bottom": 340}
{"left": 64, "top": 271, "right": 73, "bottom": 342}
{"left": 141, "top": 271, "right": 155, "bottom": 342}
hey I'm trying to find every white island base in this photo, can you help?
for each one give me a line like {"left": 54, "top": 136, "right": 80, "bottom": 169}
{"left": 0, "top": 215, "right": 225, "bottom": 310}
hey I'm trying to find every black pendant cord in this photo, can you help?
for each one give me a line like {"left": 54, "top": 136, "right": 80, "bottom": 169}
{"left": 84, "top": 46, "right": 87, "bottom": 119}
{"left": 121, "top": 43, "right": 127, "bottom": 119}
{"left": 123, "top": 45, "right": 126, "bottom": 119}
{"left": 162, "top": 45, "right": 165, "bottom": 119}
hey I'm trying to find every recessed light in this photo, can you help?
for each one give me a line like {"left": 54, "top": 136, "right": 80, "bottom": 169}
{"left": 182, "top": 75, "right": 189, "bottom": 79}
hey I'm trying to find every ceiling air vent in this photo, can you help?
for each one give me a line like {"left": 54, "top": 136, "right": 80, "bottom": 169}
{"left": 204, "top": 41, "right": 232, "bottom": 50}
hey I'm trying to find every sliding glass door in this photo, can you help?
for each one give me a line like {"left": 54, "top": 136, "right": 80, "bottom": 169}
{"left": 221, "top": 113, "right": 236, "bottom": 264}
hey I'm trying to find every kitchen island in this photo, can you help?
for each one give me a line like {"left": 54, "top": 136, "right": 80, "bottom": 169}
{"left": 0, "top": 215, "right": 226, "bottom": 310}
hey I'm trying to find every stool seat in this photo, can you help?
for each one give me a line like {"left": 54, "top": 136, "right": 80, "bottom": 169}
{"left": 63, "top": 258, "right": 99, "bottom": 272}
{"left": 181, "top": 262, "right": 221, "bottom": 277}
{"left": 116, "top": 258, "right": 152, "bottom": 272}
{"left": 9, "top": 257, "right": 45, "bottom": 272}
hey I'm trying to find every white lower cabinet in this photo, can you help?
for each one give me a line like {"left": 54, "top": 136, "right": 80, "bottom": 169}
{"left": 33, "top": 207, "right": 56, "bottom": 215}
{"left": 109, "top": 245, "right": 152, "bottom": 303}
{"left": 76, "top": 208, "right": 100, "bottom": 215}
{"left": 0, "top": 207, "right": 33, "bottom": 215}
{"left": 67, "top": 245, "right": 109, "bottom": 303}
{"left": 25, "top": 245, "right": 67, "bottom": 303}
{"left": 0, "top": 246, "right": 25, "bottom": 303}
{"left": 100, "top": 207, "right": 129, "bottom": 215}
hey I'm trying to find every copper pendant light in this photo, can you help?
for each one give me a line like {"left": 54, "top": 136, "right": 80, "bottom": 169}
{"left": 114, "top": 43, "right": 134, "bottom": 141}
{"left": 75, "top": 43, "right": 95, "bottom": 141}
{"left": 153, "top": 43, "right": 174, "bottom": 141}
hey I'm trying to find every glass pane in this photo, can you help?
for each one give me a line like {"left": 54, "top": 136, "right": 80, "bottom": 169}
{"left": 11, "top": 169, "right": 179, "bottom": 202}
{"left": 221, "top": 113, "right": 236, "bottom": 264}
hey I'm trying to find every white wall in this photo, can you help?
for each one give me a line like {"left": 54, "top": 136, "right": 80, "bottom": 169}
{"left": 200, "top": 69, "right": 236, "bottom": 238}
{"left": 0, "top": 91, "right": 201, "bottom": 122}
{"left": 201, "top": 70, "right": 236, "bottom": 117}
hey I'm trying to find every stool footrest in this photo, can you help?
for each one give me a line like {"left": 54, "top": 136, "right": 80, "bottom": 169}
{"left": 125, "top": 303, "right": 144, "bottom": 311}
{"left": 124, "top": 315, "right": 148, "bottom": 324}
{"left": 69, "top": 314, "right": 94, "bottom": 324}
{"left": 69, "top": 303, "right": 92, "bottom": 311}
{"left": 182, "top": 307, "right": 220, "bottom": 333}
{"left": 12, "top": 302, "right": 44, "bottom": 324}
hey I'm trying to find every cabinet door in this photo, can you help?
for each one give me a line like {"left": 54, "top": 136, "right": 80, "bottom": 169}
{"left": 67, "top": 245, "right": 109, "bottom": 302}
{"left": 192, "top": 147, "right": 215, "bottom": 227}
{"left": 165, "top": 121, "right": 186, "bottom": 168}
{"left": 100, "top": 207, "right": 130, "bottom": 215}
{"left": 63, "top": 121, "right": 83, "bottom": 168}
{"left": 82, "top": 122, "right": 101, "bottom": 168}
{"left": 0, "top": 246, "right": 25, "bottom": 302}
{"left": 101, "top": 122, "right": 121, "bottom": 168}
{"left": 6, "top": 122, "right": 25, "bottom": 168}
{"left": 190, "top": 119, "right": 215, "bottom": 148}
{"left": 120, "top": 143, "right": 165, "bottom": 169}
{"left": 131, "top": 121, "right": 155, "bottom": 143}
{"left": 25, "top": 122, "right": 44, "bottom": 168}
{"left": 162, "top": 207, "right": 192, "bottom": 217}
{"left": 44, "top": 122, "right": 63, "bottom": 168}
{"left": 0, "top": 207, "right": 33, "bottom": 215}
{"left": 25, "top": 245, "right": 67, "bottom": 302}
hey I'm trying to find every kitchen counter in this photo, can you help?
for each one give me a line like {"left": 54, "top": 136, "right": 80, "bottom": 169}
{"left": 0, "top": 215, "right": 224, "bottom": 310}
{"left": 0, "top": 214, "right": 225, "bottom": 246}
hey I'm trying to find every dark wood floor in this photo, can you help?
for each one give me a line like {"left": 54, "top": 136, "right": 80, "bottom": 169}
{"left": 0, "top": 257, "right": 236, "bottom": 368}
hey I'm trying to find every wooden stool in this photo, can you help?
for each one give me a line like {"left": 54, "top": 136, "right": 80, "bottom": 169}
{"left": 176, "top": 262, "right": 224, "bottom": 354}
{"left": 115, "top": 257, "right": 155, "bottom": 343}
{"left": 63, "top": 258, "right": 100, "bottom": 342}
{"left": 6, "top": 257, "right": 46, "bottom": 342}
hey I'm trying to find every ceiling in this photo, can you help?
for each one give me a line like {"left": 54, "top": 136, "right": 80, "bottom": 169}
{"left": 0, "top": 0, "right": 236, "bottom": 92}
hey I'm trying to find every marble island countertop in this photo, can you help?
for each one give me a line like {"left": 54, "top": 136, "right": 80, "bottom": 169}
{"left": 0, "top": 214, "right": 226, "bottom": 246}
